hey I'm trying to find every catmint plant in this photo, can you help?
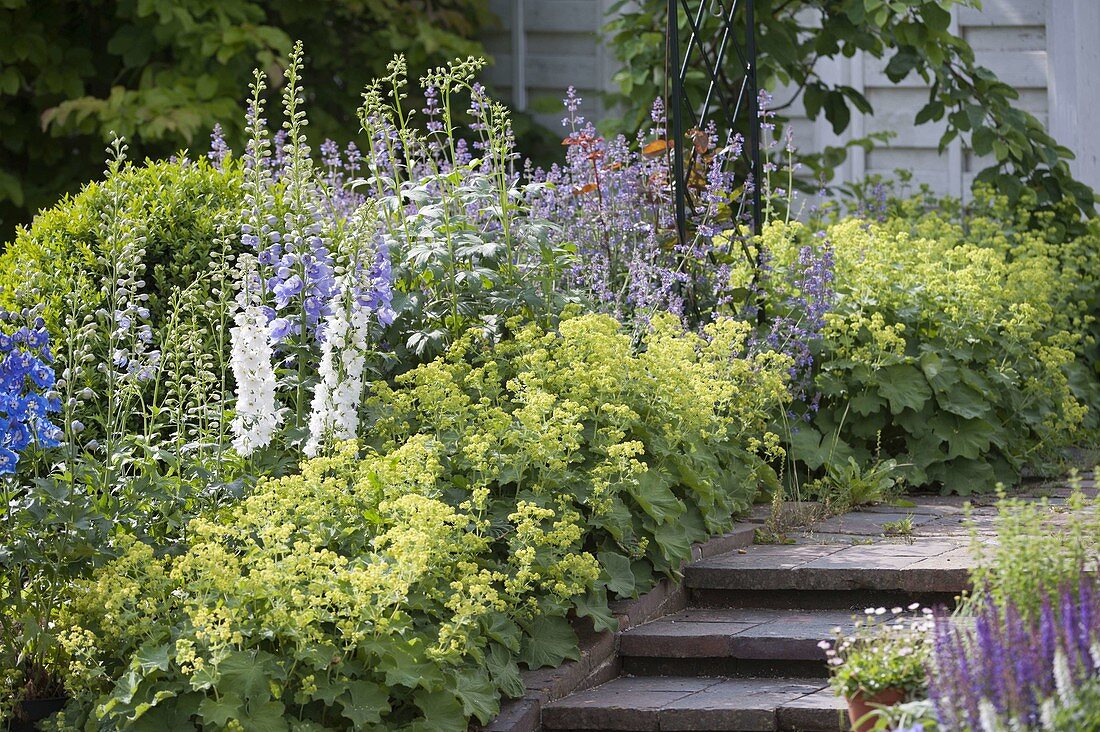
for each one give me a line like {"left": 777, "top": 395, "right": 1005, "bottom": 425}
{"left": 529, "top": 87, "right": 769, "bottom": 331}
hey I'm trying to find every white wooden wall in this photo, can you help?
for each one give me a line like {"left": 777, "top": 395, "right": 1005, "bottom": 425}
{"left": 483, "top": 0, "right": 620, "bottom": 132}
{"left": 800, "top": 0, "right": 1051, "bottom": 198}
{"left": 487, "top": 0, "right": 1100, "bottom": 195}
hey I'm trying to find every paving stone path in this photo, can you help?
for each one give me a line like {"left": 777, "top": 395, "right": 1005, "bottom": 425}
{"left": 538, "top": 472, "right": 1096, "bottom": 732}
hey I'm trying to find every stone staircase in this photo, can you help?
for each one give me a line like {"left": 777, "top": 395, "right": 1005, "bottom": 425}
{"left": 539, "top": 500, "right": 978, "bottom": 732}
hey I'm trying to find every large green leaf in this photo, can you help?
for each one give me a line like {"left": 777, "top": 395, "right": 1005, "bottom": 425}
{"left": 628, "top": 468, "right": 685, "bottom": 523}
{"left": 412, "top": 690, "right": 467, "bottom": 732}
{"left": 198, "top": 691, "right": 246, "bottom": 728}
{"left": 309, "top": 675, "right": 348, "bottom": 706}
{"left": 217, "top": 650, "right": 280, "bottom": 703}
{"left": 789, "top": 424, "right": 828, "bottom": 470}
{"left": 485, "top": 643, "right": 526, "bottom": 699}
{"left": 876, "top": 364, "right": 932, "bottom": 414}
{"left": 129, "top": 691, "right": 201, "bottom": 731}
{"left": 651, "top": 518, "right": 693, "bottom": 566}
{"left": 926, "top": 458, "right": 996, "bottom": 495}
{"left": 338, "top": 680, "right": 390, "bottom": 728}
{"left": 935, "top": 383, "right": 991, "bottom": 420}
{"left": 573, "top": 587, "right": 618, "bottom": 633}
{"left": 134, "top": 643, "right": 171, "bottom": 674}
{"left": 450, "top": 667, "right": 499, "bottom": 723}
{"left": 378, "top": 638, "right": 444, "bottom": 691}
{"left": 919, "top": 350, "right": 958, "bottom": 391}
{"left": 518, "top": 614, "right": 579, "bottom": 669}
{"left": 597, "top": 549, "right": 636, "bottom": 597}
{"left": 849, "top": 390, "right": 885, "bottom": 416}
{"left": 934, "top": 415, "right": 997, "bottom": 460}
{"left": 240, "top": 701, "right": 288, "bottom": 732}
{"left": 482, "top": 612, "right": 522, "bottom": 652}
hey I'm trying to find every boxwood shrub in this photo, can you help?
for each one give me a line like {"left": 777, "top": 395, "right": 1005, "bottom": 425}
{"left": 0, "top": 157, "right": 243, "bottom": 334}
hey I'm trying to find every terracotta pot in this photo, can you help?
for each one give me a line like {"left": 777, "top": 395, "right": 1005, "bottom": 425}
{"left": 846, "top": 687, "right": 906, "bottom": 732}
{"left": 9, "top": 697, "right": 67, "bottom": 732}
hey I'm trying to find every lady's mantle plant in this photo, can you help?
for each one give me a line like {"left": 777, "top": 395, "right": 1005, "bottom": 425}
{"left": 52, "top": 313, "right": 791, "bottom": 730}
{"left": 757, "top": 215, "right": 1090, "bottom": 493}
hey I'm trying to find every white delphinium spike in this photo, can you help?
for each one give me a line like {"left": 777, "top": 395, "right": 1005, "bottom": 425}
{"left": 230, "top": 256, "right": 282, "bottom": 456}
{"left": 305, "top": 275, "right": 372, "bottom": 456}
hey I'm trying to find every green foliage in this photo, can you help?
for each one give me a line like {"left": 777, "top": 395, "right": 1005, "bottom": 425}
{"left": 879, "top": 184, "right": 1100, "bottom": 384}
{"left": 359, "top": 58, "right": 574, "bottom": 366}
{"left": 0, "top": 153, "right": 248, "bottom": 512}
{"left": 0, "top": 0, "right": 493, "bottom": 239}
{"left": 605, "top": 0, "right": 1095, "bottom": 218}
{"left": 880, "top": 516, "right": 914, "bottom": 539}
{"left": 1047, "top": 676, "right": 1100, "bottom": 732}
{"left": 859, "top": 699, "right": 939, "bottom": 732}
{"left": 803, "top": 455, "right": 904, "bottom": 512}
{"left": 367, "top": 313, "right": 791, "bottom": 580}
{"left": 50, "top": 313, "right": 792, "bottom": 730}
{"left": 758, "top": 215, "right": 1091, "bottom": 493}
{"left": 966, "top": 476, "right": 1100, "bottom": 622}
{"left": 0, "top": 156, "right": 243, "bottom": 333}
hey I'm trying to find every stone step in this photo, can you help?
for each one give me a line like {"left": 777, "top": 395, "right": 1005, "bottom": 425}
{"left": 618, "top": 608, "right": 853, "bottom": 677}
{"left": 685, "top": 540, "right": 972, "bottom": 599}
{"left": 540, "top": 675, "right": 848, "bottom": 731}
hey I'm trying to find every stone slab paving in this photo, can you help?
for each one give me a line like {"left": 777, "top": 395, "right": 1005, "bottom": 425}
{"left": 542, "top": 676, "right": 845, "bottom": 731}
{"left": 538, "top": 472, "right": 1097, "bottom": 732}
{"left": 620, "top": 609, "right": 855, "bottom": 661}
{"left": 684, "top": 492, "right": 1010, "bottom": 596}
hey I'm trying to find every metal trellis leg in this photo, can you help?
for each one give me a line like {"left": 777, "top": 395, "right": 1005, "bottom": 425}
{"left": 668, "top": 0, "right": 761, "bottom": 247}
{"left": 669, "top": 0, "right": 689, "bottom": 248}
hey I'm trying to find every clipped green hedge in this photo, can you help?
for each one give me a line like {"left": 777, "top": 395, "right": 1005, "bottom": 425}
{"left": 53, "top": 313, "right": 790, "bottom": 731}
{"left": 760, "top": 209, "right": 1093, "bottom": 493}
{"left": 0, "top": 157, "right": 243, "bottom": 331}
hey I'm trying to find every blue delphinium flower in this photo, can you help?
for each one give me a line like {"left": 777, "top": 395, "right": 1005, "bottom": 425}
{"left": 0, "top": 315, "right": 62, "bottom": 474}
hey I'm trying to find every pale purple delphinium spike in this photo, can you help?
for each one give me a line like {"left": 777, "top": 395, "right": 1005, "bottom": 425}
{"left": 208, "top": 123, "right": 230, "bottom": 169}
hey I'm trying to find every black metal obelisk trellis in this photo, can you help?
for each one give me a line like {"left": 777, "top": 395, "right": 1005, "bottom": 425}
{"left": 667, "top": 0, "right": 761, "bottom": 244}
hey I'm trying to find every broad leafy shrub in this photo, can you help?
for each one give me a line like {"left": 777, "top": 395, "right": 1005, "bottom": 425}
{"left": 0, "top": 156, "right": 243, "bottom": 332}
{"left": 367, "top": 312, "right": 790, "bottom": 582}
{"left": 886, "top": 187, "right": 1100, "bottom": 384}
{"left": 52, "top": 313, "right": 790, "bottom": 731}
{"left": 759, "top": 217, "right": 1090, "bottom": 492}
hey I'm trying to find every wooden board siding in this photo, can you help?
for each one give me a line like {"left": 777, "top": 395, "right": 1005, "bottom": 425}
{"left": 488, "top": 0, "right": 1100, "bottom": 195}
{"left": 484, "top": 0, "right": 619, "bottom": 133}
